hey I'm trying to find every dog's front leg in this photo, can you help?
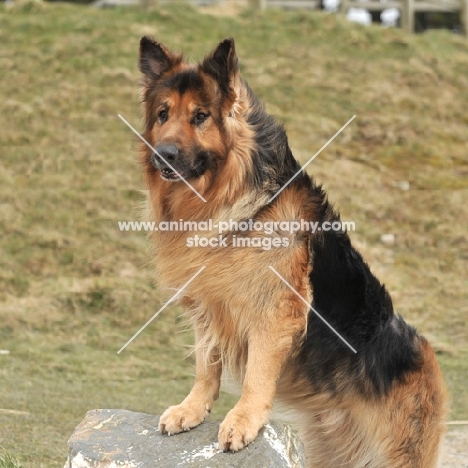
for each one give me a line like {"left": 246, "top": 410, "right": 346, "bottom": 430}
{"left": 218, "top": 317, "right": 305, "bottom": 452}
{"left": 159, "top": 326, "right": 222, "bottom": 435}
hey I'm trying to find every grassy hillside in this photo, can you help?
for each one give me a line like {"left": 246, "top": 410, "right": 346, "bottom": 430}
{"left": 1, "top": 2, "right": 467, "bottom": 466}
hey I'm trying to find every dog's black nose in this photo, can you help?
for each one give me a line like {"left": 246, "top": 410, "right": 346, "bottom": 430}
{"left": 154, "top": 144, "right": 179, "bottom": 164}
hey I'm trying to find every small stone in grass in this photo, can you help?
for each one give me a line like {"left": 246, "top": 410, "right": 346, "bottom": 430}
{"left": 380, "top": 234, "right": 395, "bottom": 246}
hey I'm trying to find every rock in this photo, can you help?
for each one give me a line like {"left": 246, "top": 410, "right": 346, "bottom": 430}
{"left": 64, "top": 409, "right": 306, "bottom": 468}
{"left": 441, "top": 427, "right": 468, "bottom": 468}
{"left": 394, "top": 181, "right": 410, "bottom": 190}
{"left": 380, "top": 233, "right": 395, "bottom": 246}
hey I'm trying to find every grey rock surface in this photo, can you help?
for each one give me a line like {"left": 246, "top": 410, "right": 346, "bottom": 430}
{"left": 441, "top": 427, "right": 468, "bottom": 468}
{"left": 64, "top": 409, "right": 306, "bottom": 468}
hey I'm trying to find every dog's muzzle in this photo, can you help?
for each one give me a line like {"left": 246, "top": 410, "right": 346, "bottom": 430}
{"left": 152, "top": 143, "right": 178, "bottom": 167}
{"left": 152, "top": 144, "right": 185, "bottom": 180}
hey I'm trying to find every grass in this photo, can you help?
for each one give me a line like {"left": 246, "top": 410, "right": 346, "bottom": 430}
{"left": 1, "top": 1, "right": 467, "bottom": 466}
{"left": 0, "top": 447, "right": 23, "bottom": 468}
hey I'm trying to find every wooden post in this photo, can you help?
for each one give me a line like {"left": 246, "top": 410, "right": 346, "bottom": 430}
{"left": 462, "top": 0, "right": 468, "bottom": 37}
{"left": 249, "top": 0, "right": 267, "bottom": 8}
{"left": 401, "top": 0, "right": 414, "bottom": 33}
{"left": 142, "top": 0, "right": 157, "bottom": 10}
{"left": 340, "top": 0, "right": 349, "bottom": 15}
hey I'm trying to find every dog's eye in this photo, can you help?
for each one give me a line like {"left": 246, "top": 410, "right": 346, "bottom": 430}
{"left": 159, "top": 109, "right": 168, "bottom": 123}
{"left": 195, "top": 112, "right": 208, "bottom": 124}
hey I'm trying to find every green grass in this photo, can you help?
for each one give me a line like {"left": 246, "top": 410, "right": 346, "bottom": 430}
{"left": 1, "top": 2, "right": 467, "bottom": 466}
{"left": 0, "top": 447, "right": 23, "bottom": 468}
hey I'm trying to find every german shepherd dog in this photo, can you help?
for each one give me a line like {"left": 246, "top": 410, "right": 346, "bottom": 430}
{"left": 138, "top": 37, "right": 447, "bottom": 467}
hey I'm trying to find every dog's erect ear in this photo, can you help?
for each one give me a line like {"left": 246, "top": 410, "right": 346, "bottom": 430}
{"left": 201, "top": 38, "right": 239, "bottom": 96}
{"left": 139, "top": 36, "right": 180, "bottom": 80}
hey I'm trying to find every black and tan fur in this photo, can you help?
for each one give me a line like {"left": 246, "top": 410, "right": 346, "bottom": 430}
{"left": 137, "top": 37, "right": 447, "bottom": 467}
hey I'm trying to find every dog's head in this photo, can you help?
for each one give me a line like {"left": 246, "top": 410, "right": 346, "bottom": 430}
{"left": 139, "top": 37, "right": 240, "bottom": 183}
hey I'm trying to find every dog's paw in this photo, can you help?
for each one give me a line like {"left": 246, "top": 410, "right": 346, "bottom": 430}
{"left": 218, "top": 408, "right": 264, "bottom": 452}
{"left": 159, "top": 402, "right": 209, "bottom": 435}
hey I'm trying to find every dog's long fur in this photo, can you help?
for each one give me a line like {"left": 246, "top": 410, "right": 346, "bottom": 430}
{"left": 137, "top": 37, "right": 447, "bottom": 467}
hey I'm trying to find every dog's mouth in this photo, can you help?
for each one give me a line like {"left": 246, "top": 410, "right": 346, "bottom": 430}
{"left": 160, "top": 167, "right": 184, "bottom": 181}
{"left": 158, "top": 157, "right": 209, "bottom": 182}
